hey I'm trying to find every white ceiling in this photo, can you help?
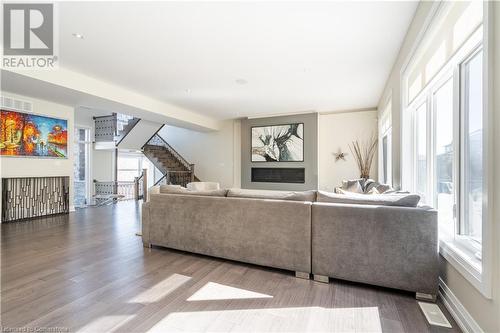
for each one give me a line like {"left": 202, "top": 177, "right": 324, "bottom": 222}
{"left": 58, "top": 1, "right": 418, "bottom": 120}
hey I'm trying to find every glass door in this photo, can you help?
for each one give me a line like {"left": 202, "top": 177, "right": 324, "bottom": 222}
{"left": 74, "top": 127, "right": 91, "bottom": 207}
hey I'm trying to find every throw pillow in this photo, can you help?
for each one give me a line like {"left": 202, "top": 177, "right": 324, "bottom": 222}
{"left": 317, "top": 190, "right": 421, "bottom": 207}
{"left": 227, "top": 188, "right": 316, "bottom": 202}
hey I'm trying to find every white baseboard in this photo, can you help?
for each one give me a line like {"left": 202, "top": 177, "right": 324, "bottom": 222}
{"left": 439, "top": 278, "right": 483, "bottom": 333}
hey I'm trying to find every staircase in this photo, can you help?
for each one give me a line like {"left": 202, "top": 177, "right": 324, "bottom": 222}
{"left": 142, "top": 133, "right": 199, "bottom": 187}
{"left": 94, "top": 113, "right": 140, "bottom": 145}
{"left": 115, "top": 114, "right": 140, "bottom": 144}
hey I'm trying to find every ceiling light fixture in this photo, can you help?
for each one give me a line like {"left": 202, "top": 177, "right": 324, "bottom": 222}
{"left": 72, "top": 33, "right": 84, "bottom": 39}
{"left": 235, "top": 78, "right": 248, "bottom": 85}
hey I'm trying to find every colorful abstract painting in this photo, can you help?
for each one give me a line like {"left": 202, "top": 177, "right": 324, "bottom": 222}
{"left": 0, "top": 109, "right": 68, "bottom": 158}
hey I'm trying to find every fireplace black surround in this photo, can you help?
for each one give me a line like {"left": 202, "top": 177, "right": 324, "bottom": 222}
{"left": 251, "top": 167, "right": 305, "bottom": 184}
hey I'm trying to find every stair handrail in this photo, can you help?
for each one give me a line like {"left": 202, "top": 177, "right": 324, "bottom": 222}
{"left": 154, "top": 170, "right": 193, "bottom": 187}
{"left": 134, "top": 169, "right": 147, "bottom": 201}
{"left": 145, "top": 134, "right": 193, "bottom": 171}
{"left": 115, "top": 117, "right": 141, "bottom": 146}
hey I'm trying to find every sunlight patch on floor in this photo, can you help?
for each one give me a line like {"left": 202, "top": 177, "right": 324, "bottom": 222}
{"left": 76, "top": 315, "right": 135, "bottom": 333}
{"left": 128, "top": 273, "right": 191, "bottom": 304}
{"left": 145, "top": 306, "right": 382, "bottom": 332}
{"left": 187, "top": 282, "right": 273, "bottom": 301}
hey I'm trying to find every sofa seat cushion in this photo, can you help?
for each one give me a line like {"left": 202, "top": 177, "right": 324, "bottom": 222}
{"left": 159, "top": 185, "right": 227, "bottom": 197}
{"left": 227, "top": 188, "right": 316, "bottom": 202}
{"left": 317, "top": 190, "right": 420, "bottom": 207}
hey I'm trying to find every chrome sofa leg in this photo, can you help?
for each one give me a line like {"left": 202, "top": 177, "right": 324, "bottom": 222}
{"left": 295, "top": 271, "right": 310, "bottom": 280}
{"left": 313, "top": 274, "right": 329, "bottom": 283}
{"left": 143, "top": 242, "right": 152, "bottom": 249}
{"left": 416, "top": 292, "right": 437, "bottom": 302}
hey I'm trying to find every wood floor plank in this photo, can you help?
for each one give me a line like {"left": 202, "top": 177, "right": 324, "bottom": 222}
{"left": 1, "top": 201, "right": 461, "bottom": 333}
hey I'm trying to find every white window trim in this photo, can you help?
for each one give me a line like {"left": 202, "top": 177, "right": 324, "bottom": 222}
{"left": 379, "top": 93, "right": 393, "bottom": 185}
{"left": 400, "top": 3, "right": 492, "bottom": 298}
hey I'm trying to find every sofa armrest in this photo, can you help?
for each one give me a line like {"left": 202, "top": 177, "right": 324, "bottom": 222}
{"left": 141, "top": 201, "right": 151, "bottom": 247}
{"left": 312, "top": 202, "right": 439, "bottom": 294}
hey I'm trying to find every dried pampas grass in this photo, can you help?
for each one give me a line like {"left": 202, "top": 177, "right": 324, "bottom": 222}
{"left": 349, "top": 136, "right": 378, "bottom": 179}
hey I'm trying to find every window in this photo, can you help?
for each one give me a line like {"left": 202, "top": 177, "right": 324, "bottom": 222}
{"left": 433, "top": 78, "right": 455, "bottom": 237}
{"left": 73, "top": 127, "right": 91, "bottom": 207}
{"left": 402, "top": 21, "right": 489, "bottom": 295}
{"left": 415, "top": 102, "right": 428, "bottom": 203}
{"left": 460, "top": 49, "right": 483, "bottom": 249}
{"left": 379, "top": 99, "right": 392, "bottom": 185}
{"left": 381, "top": 136, "right": 389, "bottom": 182}
{"left": 117, "top": 153, "right": 144, "bottom": 182}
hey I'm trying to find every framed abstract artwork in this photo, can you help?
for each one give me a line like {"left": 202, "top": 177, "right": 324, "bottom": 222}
{"left": 0, "top": 109, "right": 68, "bottom": 158}
{"left": 251, "top": 123, "right": 304, "bottom": 162}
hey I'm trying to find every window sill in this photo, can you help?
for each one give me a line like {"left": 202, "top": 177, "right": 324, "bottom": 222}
{"left": 439, "top": 239, "right": 491, "bottom": 299}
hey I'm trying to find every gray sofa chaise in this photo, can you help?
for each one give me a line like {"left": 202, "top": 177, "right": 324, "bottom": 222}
{"left": 142, "top": 189, "right": 313, "bottom": 277}
{"left": 142, "top": 187, "right": 439, "bottom": 298}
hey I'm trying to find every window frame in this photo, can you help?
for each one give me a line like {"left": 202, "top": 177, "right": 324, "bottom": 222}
{"left": 401, "top": 24, "right": 491, "bottom": 298}
{"left": 458, "top": 47, "right": 484, "bottom": 251}
{"left": 117, "top": 152, "right": 144, "bottom": 182}
{"left": 379, "top": 95, "right": 393, "bottom": 185}
{"left": 74, "top": 126, "right": 93, "bottom": 206}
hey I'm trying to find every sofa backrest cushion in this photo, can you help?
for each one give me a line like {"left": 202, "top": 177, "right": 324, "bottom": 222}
{"left": 159, "top": 185, "right": 183, "bottom": 193}
{"left": 159, "top": 185, "right": 227, "bottom": 197}
{"left": 187, "top": 182, "right": 221, "bottom": 191}
{"left": 227, "top": 188, "right": 316, "bottom": 202}
{"left": 316, "top": 190, "right": 421, "bottom": 207}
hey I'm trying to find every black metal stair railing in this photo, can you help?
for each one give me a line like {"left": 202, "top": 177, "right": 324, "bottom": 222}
{"left": 146, "top": 134, "right": 192, "bottom": 171}
{"left": 142, "top": 132, "right": 196, "bottom": 187}
{"left": 93, "top": 113, "right": 140, "bottom": 145}
{"left": 154, "top": 171, "right": 193, "bottom": 187}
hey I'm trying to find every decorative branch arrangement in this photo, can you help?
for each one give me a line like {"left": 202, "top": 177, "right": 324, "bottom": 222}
{"left": 349, "top": 136, "right": 378, "bottom": 179}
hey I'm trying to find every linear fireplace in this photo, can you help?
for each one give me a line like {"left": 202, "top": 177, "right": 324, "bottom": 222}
{"left": 1, "top": 176, "right": 70, "bottom": 222}
{"left": 251, "top": 167, "right": 305, "bottom": 184}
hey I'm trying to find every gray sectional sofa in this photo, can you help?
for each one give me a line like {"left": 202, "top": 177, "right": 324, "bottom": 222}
{"left": 142, "top": 187, "right": 439, "bottom": 298}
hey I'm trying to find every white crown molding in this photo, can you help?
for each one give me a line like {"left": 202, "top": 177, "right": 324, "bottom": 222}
{"left": 438, "top": 278, "right": 483, "bottom": 333}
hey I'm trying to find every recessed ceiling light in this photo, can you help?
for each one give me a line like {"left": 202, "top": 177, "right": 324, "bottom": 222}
{"left": 235, "top": 78, "right": 248, "bottom": 85}
{"left": 72, "top": 33, "right": 84, "bottom": 39}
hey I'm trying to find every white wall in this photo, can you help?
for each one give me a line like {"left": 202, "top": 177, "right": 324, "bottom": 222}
{"left": 0, "top": 92, "right": 75, "bottom": 211}
{"left": 159, "top": 120, "right": 241, "bottom": 189}
{"left": 118, "top": 119, "right": 162, "bottom": 150}
{"left": 318, "top": 110, "right": 378, "bottom": 191}
{"left": 379, "top": 2, "right": 500, "bottom": 332}
{"left": 92, "top": 150, "right": 114, "bottom": 182}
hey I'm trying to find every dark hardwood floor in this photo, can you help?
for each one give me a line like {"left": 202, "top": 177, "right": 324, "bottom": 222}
{"left": 1, "top": 201, "right": 460, "bottom": 333}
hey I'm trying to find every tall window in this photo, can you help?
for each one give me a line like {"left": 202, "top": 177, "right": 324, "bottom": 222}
{"left": 73, "top": 127, "right": 91, "bottom": 207}
{"left": 401, "top": 1, "right": 488, "bottom": 296}
{"left": 461, "top": 49, "right": 483, "bottom": 248}
{"left": 379, "top": 100, "right": 392, "bottom": 185}
{"left": 403, "top": 23, "right": 485, "bottom": 285}
{"left": 434, "top": 77, "right": 455, "bottom": 236}
{"left": 415, "top": 102, "right": 428, "bottom": 203}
